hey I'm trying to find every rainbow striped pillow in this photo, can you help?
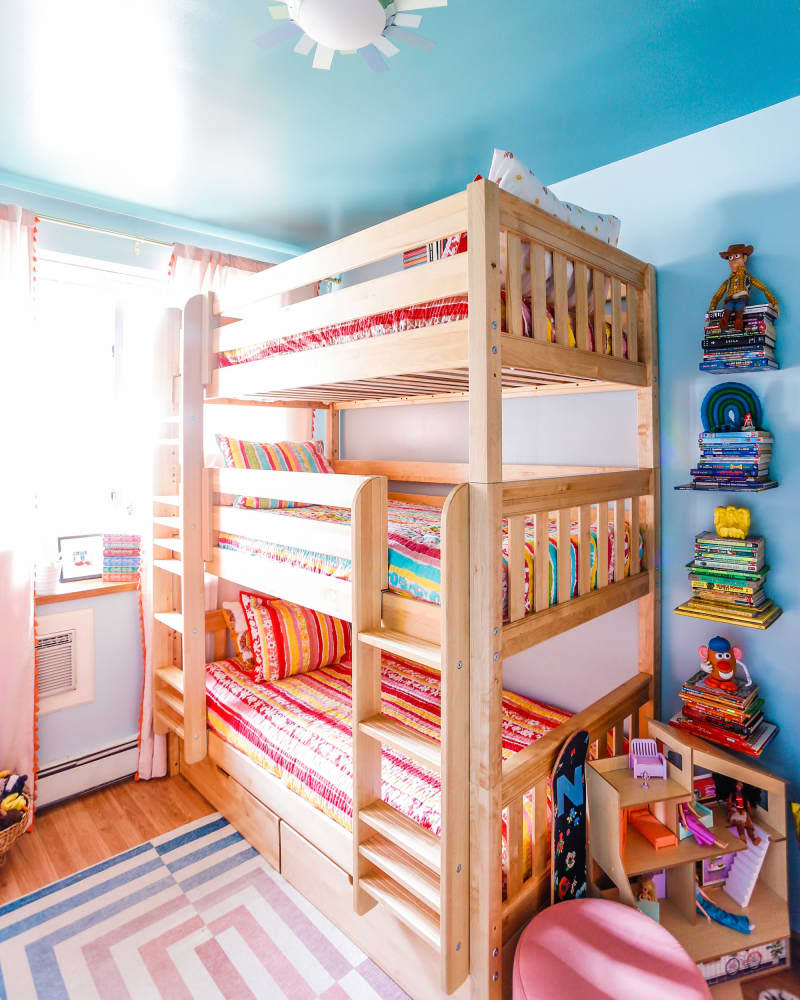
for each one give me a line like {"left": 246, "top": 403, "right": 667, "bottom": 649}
{"left": 240, "top": 592, "right": 351, "bottom": 682}
{"left": 215, "top": 436, "right": 333, "bottom": 510}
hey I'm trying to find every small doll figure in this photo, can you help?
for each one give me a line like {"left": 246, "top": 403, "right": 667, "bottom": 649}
{"left": 637, "top": 876, "right": 657, "bottom": 904}
{"left": 709, "top": 244, "right": 779, "bottom": 332}
{"left": 727, "top": 780, "right": 762, "bottom": 846}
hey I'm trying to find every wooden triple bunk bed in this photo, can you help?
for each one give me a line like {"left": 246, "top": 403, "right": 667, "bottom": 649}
{"left": 150, "top": 179, "right": 660, "bottom": 999}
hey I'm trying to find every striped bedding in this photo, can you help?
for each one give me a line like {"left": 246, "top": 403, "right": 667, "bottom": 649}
{"left": 205, "top": 652, "right": 570, "bottom": 886}
{"left": 217, "top": 498, "right": 639, "bottom": 611}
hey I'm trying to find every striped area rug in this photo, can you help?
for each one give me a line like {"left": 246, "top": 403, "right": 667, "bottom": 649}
{"left": 0, "top": 814, "right": 409, "bottom": 999}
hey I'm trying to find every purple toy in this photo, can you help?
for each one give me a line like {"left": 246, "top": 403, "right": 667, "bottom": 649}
{"left": 628, "top": 739, "right": 667, "bottom": 780}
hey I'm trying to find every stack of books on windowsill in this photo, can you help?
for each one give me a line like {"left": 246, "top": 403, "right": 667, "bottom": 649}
{"left": 674, "top": 531, "right": 782, "bottom": 629}
{"left": 700, "top": 304, "right": 779, "bottom": 372}
{"left": 676, "top": 429, "right": 777, "bottom": 492}
{"left": 671, "top": 669, "right": 777, "bottom": 758}
{"left": 103, "top": 533, "right": 141, "bottom": 582}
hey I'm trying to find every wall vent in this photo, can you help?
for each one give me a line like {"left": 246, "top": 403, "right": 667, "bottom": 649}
{"left": 37, "top": 630, "right": 77, "bottom": 698}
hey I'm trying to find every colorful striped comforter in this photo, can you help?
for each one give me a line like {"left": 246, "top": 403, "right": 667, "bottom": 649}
{"left": 205, "top": 653, "right": 570, "bottom": 886}
{"left": 217, "top": 499, "right": 640, "bottom": 611}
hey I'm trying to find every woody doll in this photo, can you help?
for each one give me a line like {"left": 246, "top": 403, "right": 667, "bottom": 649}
{"left": 708, "top": 243, "right": 779, "bottom": 332}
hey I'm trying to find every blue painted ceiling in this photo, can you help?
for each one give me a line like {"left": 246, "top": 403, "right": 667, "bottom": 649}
{"left": 1, "top": 0, "right": 799, "bottom": 251}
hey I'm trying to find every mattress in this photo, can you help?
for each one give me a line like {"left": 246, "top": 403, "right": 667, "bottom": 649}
{"left": 205, "top": 652, "right": 570, "bottom": 885}
{"left": 217, "top": 498, "right": 638, "bottom": 610}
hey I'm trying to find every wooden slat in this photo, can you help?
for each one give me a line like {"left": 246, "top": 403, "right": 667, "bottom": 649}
{"left": 502, "top": 573, "right": 650, "bottom": 658}
{"left": 630, "top": 494, "right": 641, "bottom": 576}
{"left": 359, "top": 836, "right": 441, "bottom": 913}
{"left": 533, "top": 512, "right": 549, "bottom": 613}
{"left": 597, "top": 501, "right": 609, "bottom": 589}
{"left": 531, "top": 243, "right": 548, "bottom": 342}
{"left": 506, "top": 798, "right": 525, "bottom": 903}
{"left": 613, "top": 720, "right": 626, "bottom": 756}
{"left": 502, "top": 469, "right": 653, "bottom": 518}
{"left": 611, "top": 278, "right": 624, "bottom": 358}
{"left": 626, "top": 284, "right": 639, "bottom": 363}
{"left": 359, "top": 714, "right": 441, "bottom": 771}
{"left": 154, "top": 612, "right": 183, "bottom": 633}
{"left": 154, "top": 708, "right": 184, "bottom": 741}
{"left": 614, "top": 498, "right": 626, "bottom": 583}
{"left": 153, "top": 516, "right": 180, "bottom": 529}
{"left": 336, "top": 459, "right": 624, "bottom": 484}
{"left": 153, "top": 536, "right": 182, "bottom": 554}
{"left": 212, "top": 467, "right": 370, "bottom": 508}
{"left": 501, "top": 336, "right": 647, "bottom": 388}
{"left": 506, "top": 233, "right": 524, "bottom": 338}
{"left": 532, "top": 780, "right": 548, "bottom": 878}
{"left": 507, "top": 515, "right": 526, "bottom": 622}
{"left": 214, "top": 505, "right": 352, "bottom": 560}
{"left": 153, "top": 559, "right": 182, "bottom": 577}
{"left": 155, "top": 665, "right": 184, "bottom": 693}
{"left": 553, "top": 252, "right": 569, "bottom": 346}
{"left": 382, "top": 593, "right": 441, "bottom": 646}
{"left": 556, "top": 508, "right": 571, "bottom": 604}
{"left": 153, "top": 495, "right": 180, "bottom": 507}
{"left": 360, "top": 802, "right": 441, "bottom": 873}
{"left": 155, "top": 686, "right": 184, "bottom": 717}
{"left": 360, "top": 874, "right": 440, "bottom": 951}
{"left": 577, "top": 503, "right": 592, "bottom": 596}
{"left": 358, "top": 627, "right": 441, "bottom": 670}
{"left": 593, "top": 269, "right": 606, "bottom": 353}
{"left": 574, "top": 261, "right": 590, "bottom": 351}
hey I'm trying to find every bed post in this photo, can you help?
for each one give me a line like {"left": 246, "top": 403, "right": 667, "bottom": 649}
{"left": 467, "top": 178, "right": 504, "bottom": 999}
{"left": 636, "top": 264, "right": 660, "bottom": 729}
{"left": 325, "top": 403, "right": 340, "bottom": 464}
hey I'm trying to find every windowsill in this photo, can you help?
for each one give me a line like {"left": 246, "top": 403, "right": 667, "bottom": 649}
{"left": 35, "top": 580, "right": 138, "bottom": 606}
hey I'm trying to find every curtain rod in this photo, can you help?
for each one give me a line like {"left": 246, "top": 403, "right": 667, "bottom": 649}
{"left": 35, "top": 213, "right": 173, "bottom": 249}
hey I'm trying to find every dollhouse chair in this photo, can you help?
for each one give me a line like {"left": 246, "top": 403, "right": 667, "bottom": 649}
{"left": 629, "top": 738, "right": 667, "bottom": 779}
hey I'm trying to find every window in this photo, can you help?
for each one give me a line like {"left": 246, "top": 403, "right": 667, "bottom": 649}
{"left": 33, "top": 243, "right": 167, "bottom": 557}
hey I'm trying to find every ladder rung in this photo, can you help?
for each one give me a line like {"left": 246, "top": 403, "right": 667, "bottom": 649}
{"left": 153, "top": 516, "right": 181, "bottom": 529}
{"left": 358, "top": 628, "right": 441, "bottom": 671}
{"left": 154, "top": 612, "right": 184, "bottom": 633}
{"left": 360, "top": 874, "right": 440, "bottom": 950}
{"left": 360, "top": 714, "right": 441, "bottom": 771}
{"left": 153, "top": 495, "right": 181, "bottom": 507}
{"left": 162, "top": 416, "right": 180, "bottom": 423}
{"left": 156, "top": 665, "right": 184, "bottom": 694}
{"left": 154, "top": 559, "right": 183, "bottom": 576}
{"left": 154, "top": 537, "right": 182, "bottom": 553}
{"left": 156, "top": 686, "right": 184, "bottom": 717}
{"left": 157, "top": 437, "right": 179, "bottom": 445}
{"left": 155, "top": 707, "right": 184, "bottom": 741}
{"left": 359, "top": 802, "right": 440, "bottom": 873}
{"left": 360, "top": 835, "right": 440, "bottom": 913}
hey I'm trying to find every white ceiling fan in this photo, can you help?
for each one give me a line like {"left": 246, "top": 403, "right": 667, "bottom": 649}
{"left": 255, "top": 0, "right": 448, "bottom": 73}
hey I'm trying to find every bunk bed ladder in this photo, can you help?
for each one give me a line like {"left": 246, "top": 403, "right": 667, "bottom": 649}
{"left": 151, "top": 296, "right": 211, "bottom": 765}
{"left": 353, "top": 484, "right": 470, "bottom": 994}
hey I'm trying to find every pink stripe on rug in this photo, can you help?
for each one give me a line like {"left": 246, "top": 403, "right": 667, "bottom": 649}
{"left": 196, "top": 936, "right": 255, "bottom": 1000}
{"left": 208, "top": 903, "right": 315, "bottom": 1000}
{"left": 138, "top": 915, "right": 205, "bottom": 1000}
{"left": 317, "top": 985, "right": 351, "bottom": 1000}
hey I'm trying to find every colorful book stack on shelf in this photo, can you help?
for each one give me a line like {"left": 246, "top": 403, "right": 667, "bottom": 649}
{"left": 670, "top": 637, "right": 778, "bottom": 757}
{"left": 702, "top": 242, "right": 780, "bottom": 372}
{"left": 102, "top": 533, "right": 142, "bottom": 582}
{"left": 701, "top": 304, "right": 778, "bottom": 372}
{"left": 674, "top": 505, "right": 782, "bottom": 629}
{"left": 675, "top": 382, "right": 777, "bottom": 492}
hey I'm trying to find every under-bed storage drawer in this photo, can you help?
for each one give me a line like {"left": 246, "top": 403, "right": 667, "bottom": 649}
{"left": 180, "top": 746, "right": 280, "bottom": 871}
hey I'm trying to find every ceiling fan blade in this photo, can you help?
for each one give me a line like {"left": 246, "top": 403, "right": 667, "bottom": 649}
{"left": 268, "top": 4, "right": 290, "bottom": 19}
{"left": 373, "top": 35, "right": 399, "bottom": 57}
{"left": 359, "top": 44, "right": 388, "bottom": 72}
{"left": 393, "top": 12, "right": 422, "bottom": 27}
{"left": 312, "top": 43, "right": 334, "bottom": 69}
{"left": 255, "top": 22, "right": 303, "bottom": 48}
{"left": 294, "top": 33, "right": 315, "bottom": 55}
{"left": 383, "top": 25, "right": 435, "bottom": 50}
{"left": 394, "top": 0, "right": 447, "bottom": 9}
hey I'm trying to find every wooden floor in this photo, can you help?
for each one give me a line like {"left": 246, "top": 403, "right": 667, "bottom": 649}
{"left": 0, "top": 776, "right": 213, "bottom": 906}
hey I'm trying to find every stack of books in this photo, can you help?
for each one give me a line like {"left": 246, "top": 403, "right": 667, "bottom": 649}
{"left": 102, "top": 533, "right": 141, "bottom": 582}
{"left": 684, "top": 429, "right": 776, "bottom": 492}
{"left": 674, "top": 531, "right": 782, "bottom": 629}
{"left": 701, "top": 304, "right": 779, "bottom": 372}
{"left": 671, "top": 669, "right": 777, "bottom": 758}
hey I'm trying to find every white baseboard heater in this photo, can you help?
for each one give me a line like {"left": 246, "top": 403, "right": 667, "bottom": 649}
{"left": 37, "top": 737, "right": 139, "bottom": 808}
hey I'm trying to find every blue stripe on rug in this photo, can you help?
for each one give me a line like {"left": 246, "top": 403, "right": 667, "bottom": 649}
{"left": 155, "top": 815, "right": 229, "bottom": 855}
{"left": 24, "top": 875, "right": 176, "bottom": 1000}
{"left": 176, "top": 845, "right": 258, "bottom": 891}
{"left": 0, "top": 842, "right": 154, "bottom": 919}
{"left": 165, "top": 830, "right": 244, "bottom": 874}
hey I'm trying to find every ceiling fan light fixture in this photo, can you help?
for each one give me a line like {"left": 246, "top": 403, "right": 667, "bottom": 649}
{"left": 290, "top": 0, "right": 386, "bottom": 51}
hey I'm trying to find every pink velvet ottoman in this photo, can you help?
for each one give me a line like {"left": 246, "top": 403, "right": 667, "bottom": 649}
{"left": 513, "top": 898, "right": 711, "bottom": 999}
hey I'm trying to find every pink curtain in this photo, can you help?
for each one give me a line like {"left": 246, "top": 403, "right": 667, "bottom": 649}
{"left": 0, "top": 206, "right": 36, "bottom": 816}
{"left": 136, "top": 247, "right": 269, "bottom": 779}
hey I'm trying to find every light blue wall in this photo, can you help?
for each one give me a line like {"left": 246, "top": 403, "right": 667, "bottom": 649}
{"left": 37, "top": 591, "right": 143, "bottom": 765}
{"left": 552, "top": 95, "right": 800, "bottom": 932}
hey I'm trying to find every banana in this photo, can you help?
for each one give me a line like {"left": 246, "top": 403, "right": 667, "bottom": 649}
{"left": 1, "top": 793, "right": 25, "bottom": 811}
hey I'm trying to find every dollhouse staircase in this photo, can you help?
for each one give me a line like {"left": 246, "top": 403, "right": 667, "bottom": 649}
{"left": 724, "top": 824, "right": 768, "bottom": 908}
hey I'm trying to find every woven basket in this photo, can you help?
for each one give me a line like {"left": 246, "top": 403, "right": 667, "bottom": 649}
{"left": 0, "top": 788, "right": 30, "bottom": 868}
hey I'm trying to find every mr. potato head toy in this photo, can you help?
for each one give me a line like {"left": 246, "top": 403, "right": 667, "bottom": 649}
{"left": 699, "top": 636, "right": 753, "bottom": 692}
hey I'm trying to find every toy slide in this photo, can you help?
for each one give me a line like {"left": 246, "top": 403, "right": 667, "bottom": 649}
{"left": 724, "top": 824, "right": 768, "bottom": 908}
